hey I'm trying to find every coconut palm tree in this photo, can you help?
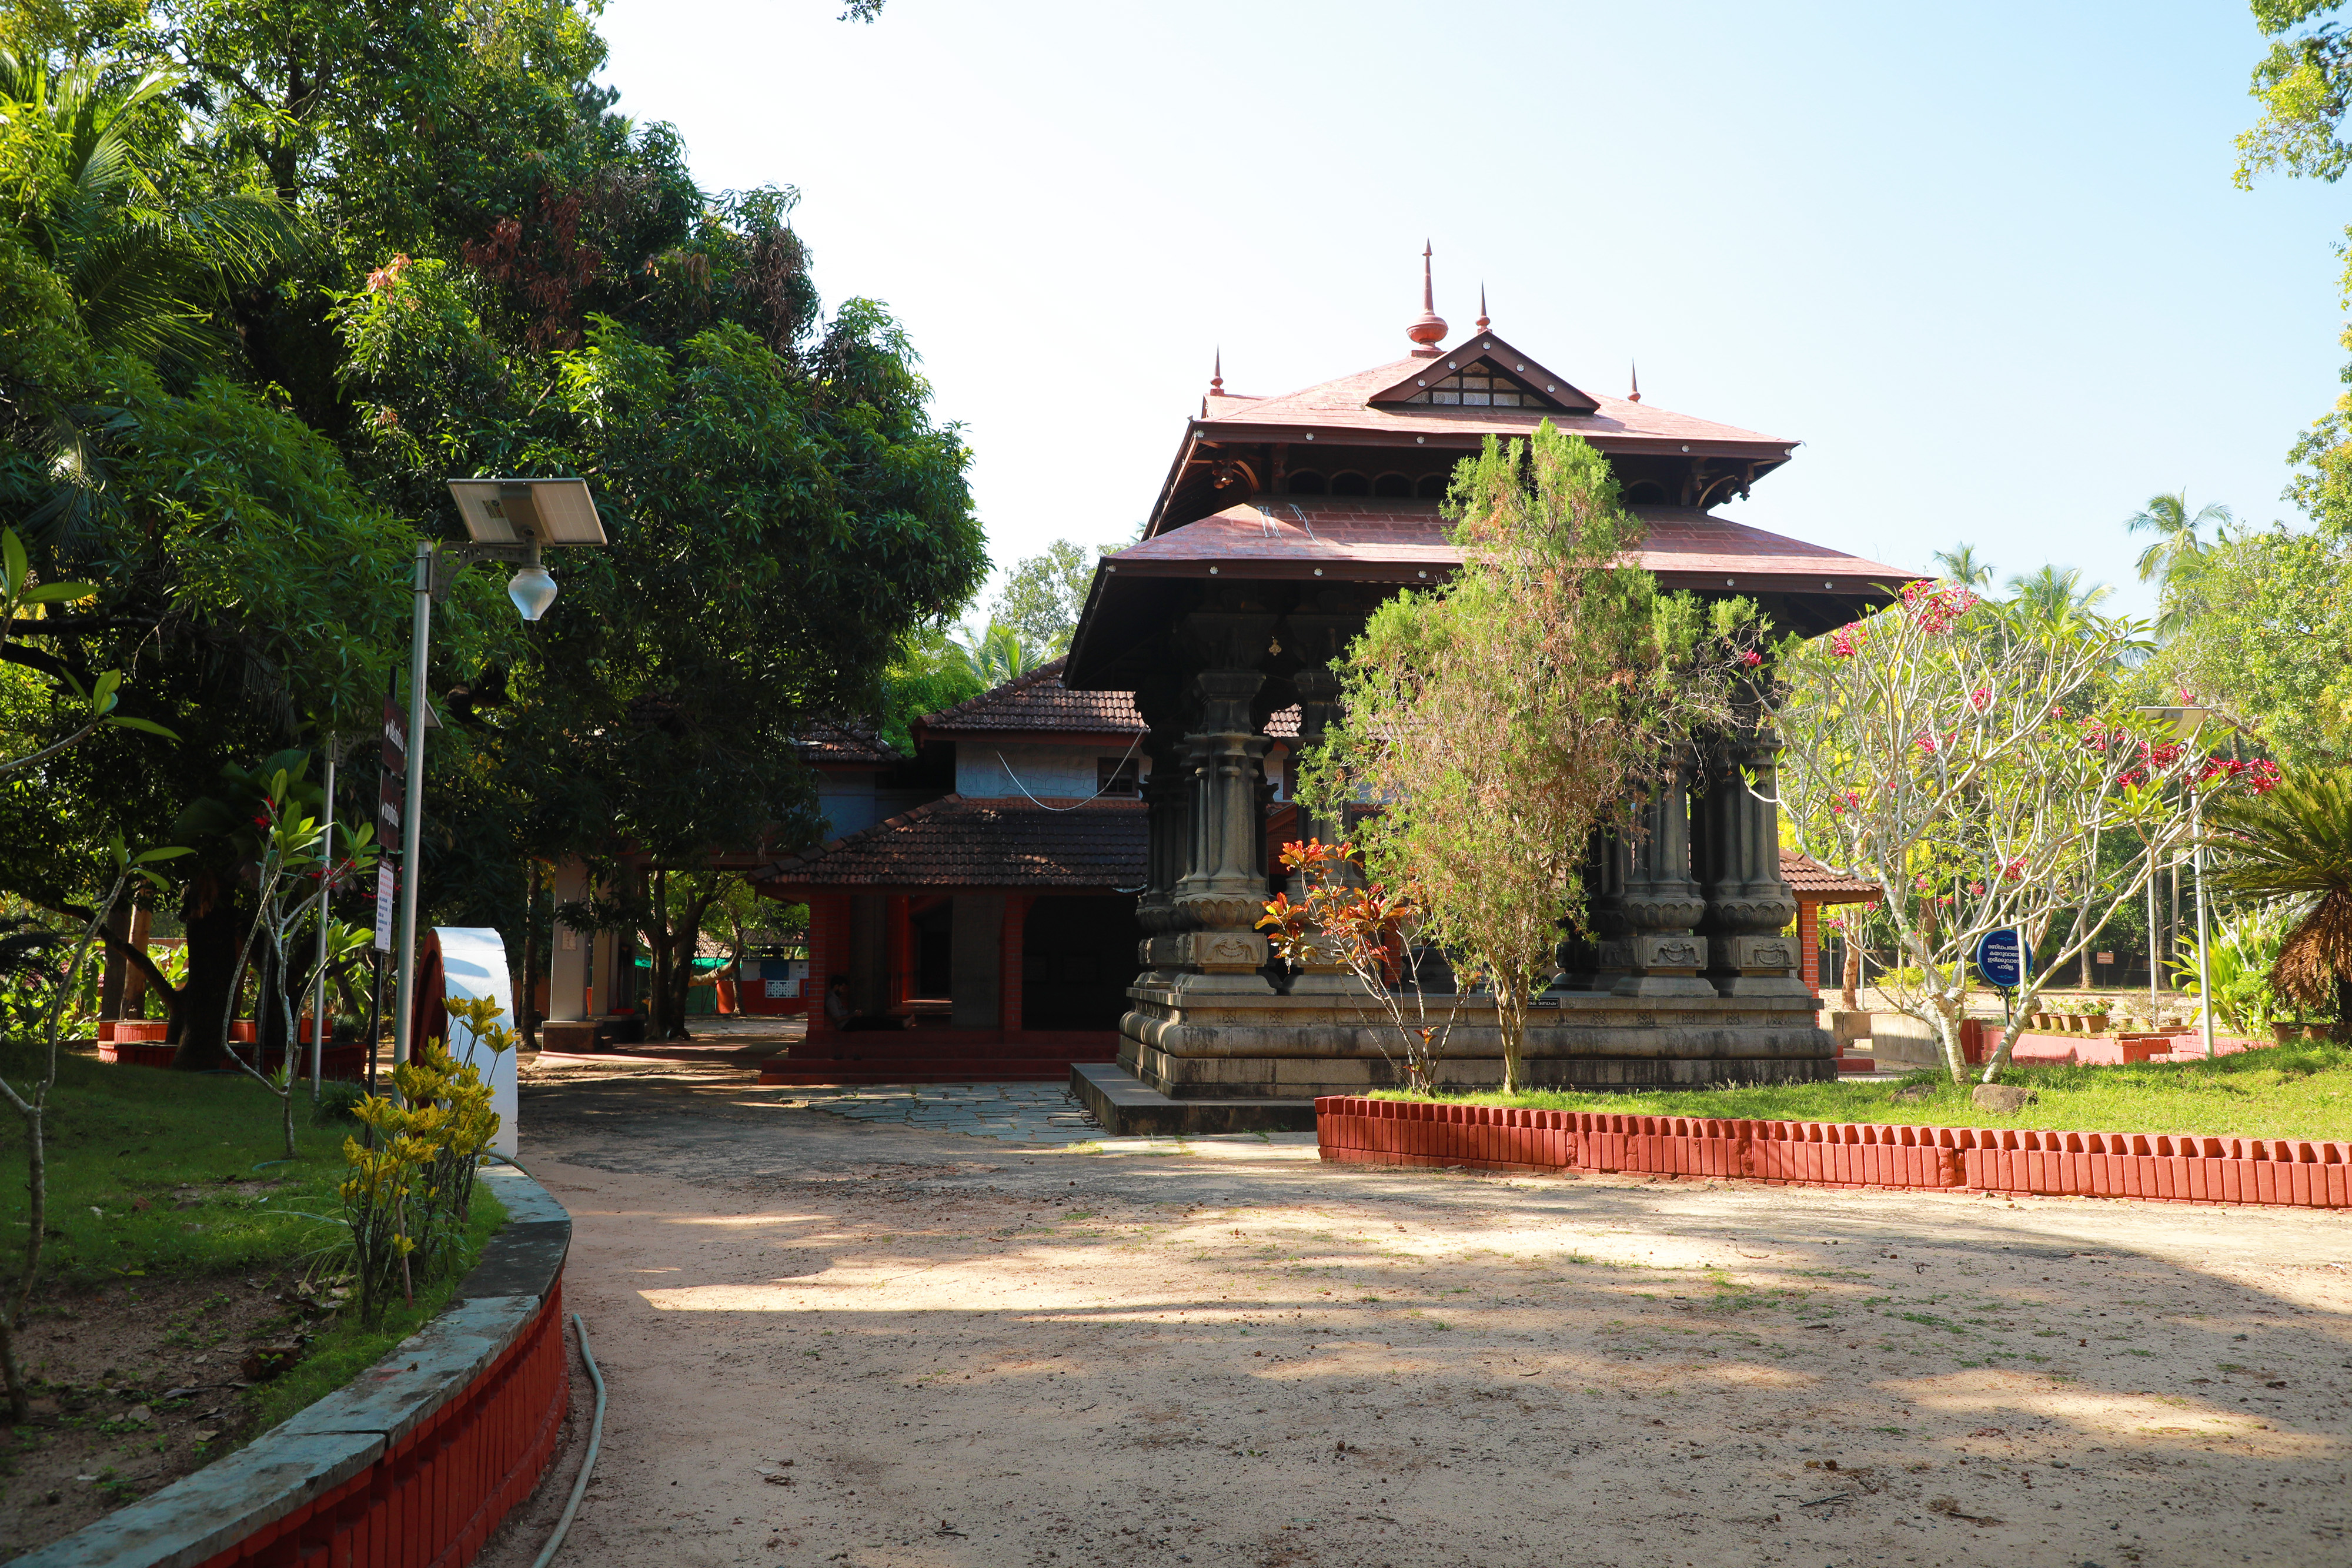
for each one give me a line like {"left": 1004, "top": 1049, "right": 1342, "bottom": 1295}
{"left": 2124, "top": 490, "right": 2231, "bottom": 636}
{"left": 2206, "top": 770, "right": 2352, "bottom": 1031}
{"left": 2003, "top": 564, "right": 2114, "bottom": 631}
{"left": 954, "top": 623, "right": 1038, "bottom": 688}
{"left": 1930, "top": 542, "right": 1994, "bottom": 589}
{"left": 0, "top": 51, "right": 303, "bottom": 368}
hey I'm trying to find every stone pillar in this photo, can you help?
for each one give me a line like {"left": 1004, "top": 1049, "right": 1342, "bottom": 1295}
{"left": 547, "top": 857, "right": 591, "bottom": 1021}
{"left": 1612, "top": 764, "right": 1715, "bottom": 997}
{"left": 1134, "top": 725, "right": 1191, "bottom": 984}
{"left": 1698, "top": 735, "right": 1808, "bottom": 997}
{"left": 1168, "top": 607, "right": 1278, "bottom": 995}
{"left": 1552, "top": 830, "right": 1629, "bottom": 992}
{"left": 1282, "top": 665, "right": 1357, "bottom": 995}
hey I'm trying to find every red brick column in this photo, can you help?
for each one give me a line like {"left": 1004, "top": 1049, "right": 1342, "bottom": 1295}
{"left": 1798, "top": 900, "right": 1822, "bottom": 995}
{"left": 1000, "top": 895, "right": 1031, "bottom": 1035}
{"left": 806, "top": 895, "right": 843, "bottom": 1041}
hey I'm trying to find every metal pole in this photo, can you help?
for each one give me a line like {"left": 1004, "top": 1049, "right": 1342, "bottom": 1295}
{"left": 310, "top": 738, "right": 336, "bottom": 1101}
{"left": 2147, "top": 844, "right": 2159, "bottom": 1024}
{"left": 392, "top": 543, "right": 433, "bottom": 1079}
{"left": 2194, "top": 783, "right": 2214, "bottom": 1058}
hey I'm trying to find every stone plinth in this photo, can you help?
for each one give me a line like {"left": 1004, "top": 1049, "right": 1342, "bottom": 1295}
{"left": 1119, "top": 981, "right": 1832, "bottom": 1101}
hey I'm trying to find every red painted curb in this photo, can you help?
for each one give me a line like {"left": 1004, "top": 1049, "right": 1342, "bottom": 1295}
{"left": 1311, "top": 1097, "right": 2351, "bottom": 1208}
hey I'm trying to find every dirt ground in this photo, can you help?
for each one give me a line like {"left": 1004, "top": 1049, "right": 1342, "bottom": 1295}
{"left": 475, "top": 1064, "right": 2352, "bottom": 1568}
{"left": 0, "top": 1258, "right": 308, "bottom": 1557}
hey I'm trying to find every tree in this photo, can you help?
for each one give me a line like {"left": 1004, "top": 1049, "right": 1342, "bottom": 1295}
{"left": 0, "top": 832, "right": 183, "bottom": 1422}
{"left": 988, "top": 539, "right": 1103, "bottom": 654}
{"left": 2139, "top": 523, "right": 2352, "bottom": 767}
{"left": 0, "top": 51, "right": 303, "bottom": 372}
{"left": 1930, "top": 543, "right": 1995, "bottom": 588}
{"left": 2126, "top": 490, "right": 2232, "bottom": 635}
{"left": 953, "top": 622, "right": 1038, "bottom": 689}
{"left": 1305, "top": 423, "right": 1750, "bottom": 1094}
{"left": 2207, "top": 768, "right": 2352, "bottom": 1029}
{"left": 2003, "top": 564, "right": 2115, "bottom": 630}
{"left": 1774, "top": 582, "right": 2245, "bottom": 1082}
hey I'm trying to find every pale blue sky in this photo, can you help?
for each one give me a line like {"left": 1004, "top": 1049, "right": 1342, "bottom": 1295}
{"left": 594, "top": 0, "right": 2346, "bottom": 620}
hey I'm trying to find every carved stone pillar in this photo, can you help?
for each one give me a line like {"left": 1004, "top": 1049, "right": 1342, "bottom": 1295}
{"left": 1698, "top": 734, "right": 1808, "bottom": 997}
{"left": 1282, "top": 664, "right": 1355, "bottom": 994}
{"left": 1134, "top": 734, "right": 1191, "bottom": 984}
{"left": 1552, "top": 829, "right": 1629, "bottom": 991}
{"left": 1168, "top": 607, "right": 1278, "bottom": 994}
{"left": 1612, "top": 764, "right": 1715, "bottom": 997}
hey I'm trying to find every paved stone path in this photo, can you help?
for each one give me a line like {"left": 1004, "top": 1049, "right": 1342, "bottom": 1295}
{"left": 784, "top": 1083, "right": 1105, "bottom": 1143}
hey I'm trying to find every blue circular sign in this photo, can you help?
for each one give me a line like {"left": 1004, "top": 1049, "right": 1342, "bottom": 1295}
{"left": 1975, "top": 929, "right": 2028, "bottom": 989}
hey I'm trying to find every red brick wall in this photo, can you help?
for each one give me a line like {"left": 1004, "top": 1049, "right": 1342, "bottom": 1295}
{"left": 1798, "top": 900, "right": 1821, "bottom": 994}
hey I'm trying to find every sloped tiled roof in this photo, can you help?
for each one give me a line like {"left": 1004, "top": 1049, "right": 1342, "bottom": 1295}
{"left": 1190, "top": 345, "right": 1789, "bottom": 452}
{"left": 756, "top": 795, "right": 1147, "bottom": 890}
{"left": 794, "top": 721, "right": 902, "bottom": 764}
{"left": 914, "top": 658, "right": 1303, "bottom": 742}
{"left": 918, "top": 657, "right": 1142, "bottom": 737}
{"left": 1780, "top": 849, "right": 1880, "bottom": 902}
{"left": 1107, "top": 499, "right": 1910, "bottom": 591}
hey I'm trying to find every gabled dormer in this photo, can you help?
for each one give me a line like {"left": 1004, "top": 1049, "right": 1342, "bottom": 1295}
{"left": 1369, "top": 334, "right": 1599, "bottom": 414}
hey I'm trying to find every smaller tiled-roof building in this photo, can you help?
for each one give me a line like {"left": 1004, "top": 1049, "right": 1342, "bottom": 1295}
{"left": 751, "top": 659, "right": 1180, "bottom": 1083}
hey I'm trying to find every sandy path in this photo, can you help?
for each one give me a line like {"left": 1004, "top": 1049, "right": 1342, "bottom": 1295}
{"left": 479, "top": 1069, "right": 2352, "bottom": 1568}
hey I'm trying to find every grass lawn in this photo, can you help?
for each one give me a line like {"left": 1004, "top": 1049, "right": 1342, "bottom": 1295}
{"left": 1374, "top": 1040, "right": 2352, "bottom": 1142}
{"left": 0, "top": 1046, "right": 504, "bottom": 1443}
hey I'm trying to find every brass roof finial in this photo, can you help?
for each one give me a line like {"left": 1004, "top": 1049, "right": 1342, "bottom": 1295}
{"left": 1628, "top": 360, "right": 1642, "bottom": 403}
{"left": 1475, "top": 283, "right": 1489, "bottom": 334}
{"left": 1406, "top": 240, "right": 1447, "bottom": 357}
{"left": 1210, "top": 346, "right": 1223, "bottom": 396}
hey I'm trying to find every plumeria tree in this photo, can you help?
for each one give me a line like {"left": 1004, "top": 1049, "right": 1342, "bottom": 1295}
{"left": 1774, "top": 579, "right": 2274, "bottom": 1082}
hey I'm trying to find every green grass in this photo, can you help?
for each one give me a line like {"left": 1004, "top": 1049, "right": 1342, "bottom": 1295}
{"left": 244, "top": 1188, "right": 504, "bottom": 1437}
{"left": 0, "top": 1049, "right": 362, "bottom": 1288}
{"left": 0, "top": 1048, "right": 508, "bottom": 1442}
{"left": 1371, "top": 1040, "right": 2352, "bottom": 1141}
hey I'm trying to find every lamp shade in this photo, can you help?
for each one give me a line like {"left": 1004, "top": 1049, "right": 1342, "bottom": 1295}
{"left": 507, "top": 564, "right": 558, "bottom": 622}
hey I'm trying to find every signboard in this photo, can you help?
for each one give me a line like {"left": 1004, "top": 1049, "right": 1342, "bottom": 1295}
{"left": 374, "top": 862, "right": 397, "bottom": 951}
{"left": 2095, "top": 951, "right": 2114, "bottom": 966}
{"left": 379, "top": 697, "right": 406, "bottom": 839}
{"left": 1974, "top": 928, "right": 2029, "bottom": 989}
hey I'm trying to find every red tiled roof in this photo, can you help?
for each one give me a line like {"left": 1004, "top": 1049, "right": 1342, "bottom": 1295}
{"left": 914, "top": 658, "right": 1304, "bottom": 742}
{"left": 795, "top": 722, "right": 902, "bottom": 764}
{"left": 918, "top": 657, "right": 1143, "bottom": 737}
{"left": 1106, "top": 499, "right": 1912, "bottom": 590}
{"left": 756, "top": 795, "right": 1145, "bottom": 891}
{"left": 1780, "top": 848, "right": 1880, "bottom": 902}
{"left": 1191, "top": 343, "right": 1789, "bottom": 453}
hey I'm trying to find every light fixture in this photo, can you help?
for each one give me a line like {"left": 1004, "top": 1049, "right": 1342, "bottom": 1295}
{"left": 507, "top": 559, "right": 557, "bottom": 621}
{"left": 442, "top": 478, "right": 606, "bottom": 623}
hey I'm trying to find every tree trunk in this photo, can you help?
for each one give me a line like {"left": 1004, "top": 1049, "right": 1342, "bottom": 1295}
{"left": 1840, "top": 938, "right": 1861, "bottom": 1011}
{"left": 171, "top": 878, "right": 245, "bottom": 1071}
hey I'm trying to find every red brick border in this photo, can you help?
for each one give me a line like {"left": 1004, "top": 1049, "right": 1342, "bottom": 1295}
{"left": 191, "top": 1285, "right": 570, "bottom": 1568}
{"left": 1312, "top": 1098, "right": 2352, "bottom": 1208}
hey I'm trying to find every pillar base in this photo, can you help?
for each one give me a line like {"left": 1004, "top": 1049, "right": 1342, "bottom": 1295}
{"left": 1119, "top": 981, "right": 1831, "bottom": 1099}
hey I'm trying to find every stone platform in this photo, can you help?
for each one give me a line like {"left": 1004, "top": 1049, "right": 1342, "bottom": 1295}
{"left": 1071, "top": 1062, "right": 1319, "bottom": 1136}
{"left": 1119, "top": 985, "right": 1834, "bottom": 1101}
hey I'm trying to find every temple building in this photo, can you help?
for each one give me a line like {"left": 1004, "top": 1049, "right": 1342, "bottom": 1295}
{"left": 719, "top": 253, "right": 1912, "bottom": 1122}
{"left": 1052, "top": 255, "right": 1916, "bottom": 1129}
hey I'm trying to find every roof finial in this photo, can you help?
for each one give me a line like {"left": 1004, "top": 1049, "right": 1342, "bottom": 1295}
{"left": 1406, "top": 240, "right": 1447, "bottom": 357}
{"left": 1475, "top": 283, "right": 1489, "bottom": 334}
{"left": 1628, "top": 360, "right": 1642, "bottom": 403}
{"left": 1210, "top": 346, "right": 1223, "bottom": 396}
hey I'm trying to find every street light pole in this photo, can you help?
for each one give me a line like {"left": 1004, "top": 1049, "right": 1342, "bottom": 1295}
{"left": 2193, "top": 781, "right": 2214, "bottom": 1059}
{"left": 387, "top": 480, "right": 604, "bottom": 1092}
{"left": 392, "top": 541, "right": 433, "bottom": 1076}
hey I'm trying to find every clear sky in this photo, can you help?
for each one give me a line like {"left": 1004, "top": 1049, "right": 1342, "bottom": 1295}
{"left": 592, "top": 0, "right": 2347, "bottom": 621}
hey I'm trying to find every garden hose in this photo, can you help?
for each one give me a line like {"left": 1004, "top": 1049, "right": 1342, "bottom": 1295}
{"left": 530, "top": 1313, "right": 606, "bottom": 1568}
